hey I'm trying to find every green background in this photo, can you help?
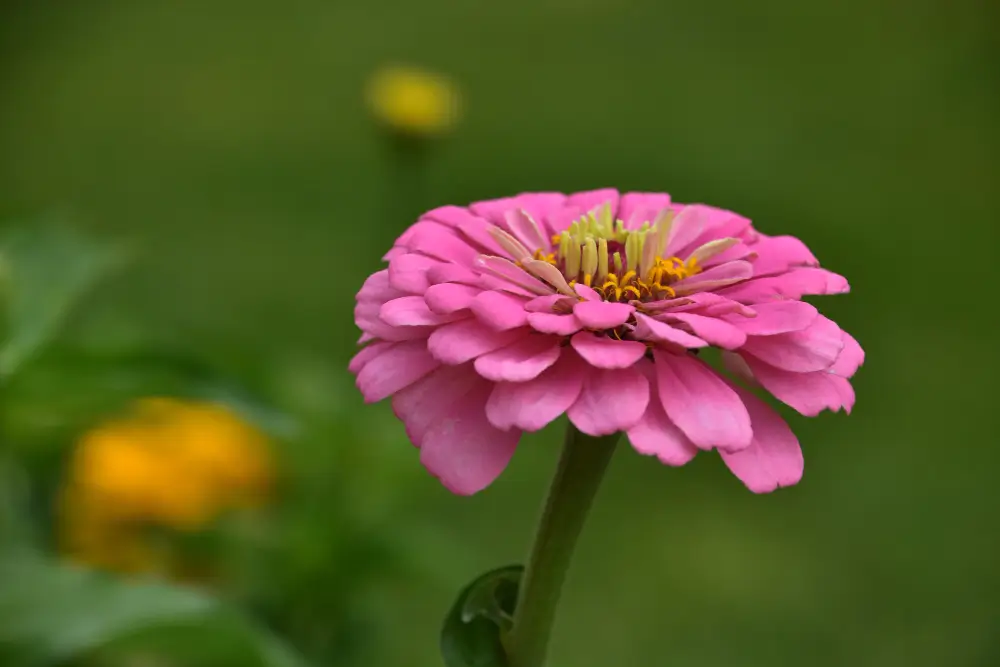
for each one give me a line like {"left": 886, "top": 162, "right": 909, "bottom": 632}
{"left": 2, "top": 1, "right": 998, "bottom": 665}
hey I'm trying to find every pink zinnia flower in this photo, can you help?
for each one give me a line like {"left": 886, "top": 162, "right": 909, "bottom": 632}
{"left": 350, "top": 190, "right": 863, "bottom": 495}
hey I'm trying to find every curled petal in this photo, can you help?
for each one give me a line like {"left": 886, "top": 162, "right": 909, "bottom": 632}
{"left": 474, "top": 255, "right": 554, "bottom": 295}
{"left": 672, "top": 260, "right": 754, "bottom": 295}
{"left": 505, "top": 209, "right": 549, "bottom": 252}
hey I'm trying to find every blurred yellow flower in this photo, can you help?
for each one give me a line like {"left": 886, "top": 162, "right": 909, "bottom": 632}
{"left": 366, "top": 65, "right": 461, "bottom": 137}
{"left": 59, "top": 397, "right": 272, "bottom": 575}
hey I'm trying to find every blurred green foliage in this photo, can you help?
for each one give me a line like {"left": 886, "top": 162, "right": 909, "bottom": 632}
{"left": 1, "top": 1, "right": 998, "bottom": 666}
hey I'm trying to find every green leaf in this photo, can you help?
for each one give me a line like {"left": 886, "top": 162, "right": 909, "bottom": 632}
{"left": 0, "top": 223, "right": 127, "bottom": 379}
{"left": 0, "top": 552, "right": 308, "bottom": 667}
{"left": 440, "top": 565, "right": 523, "bottom": 667}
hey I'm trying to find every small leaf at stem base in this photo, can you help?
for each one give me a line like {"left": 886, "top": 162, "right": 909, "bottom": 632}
{"left": 440, "top": 565, "right": 523, "bottom": 667}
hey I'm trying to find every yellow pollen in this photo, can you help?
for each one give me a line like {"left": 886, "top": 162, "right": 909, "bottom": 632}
{"left": 539, "top": 208, "right": 702, "bottom": 302}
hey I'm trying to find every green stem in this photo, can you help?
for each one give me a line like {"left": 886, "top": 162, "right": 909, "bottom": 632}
{"left": 506, "top": 424, "right": 619, "bottom": 667}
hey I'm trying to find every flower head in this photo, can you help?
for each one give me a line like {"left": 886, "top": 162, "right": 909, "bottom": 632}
{"left": 365, "top": 65, "right": 461, "bottom": 137}
{"left": 60, "top": 397, "right": 272, "bottom": 573}
{"left": 350, "top": 190, "right": 863, "bottom": 495}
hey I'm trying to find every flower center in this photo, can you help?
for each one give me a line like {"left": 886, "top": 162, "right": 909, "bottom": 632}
{"left": 543, "top": 204, "right": 700, "bottom": 302}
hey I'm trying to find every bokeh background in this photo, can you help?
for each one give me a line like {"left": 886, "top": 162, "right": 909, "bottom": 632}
{"left": 2, "top": 1, "right": 998, "bottom": 666}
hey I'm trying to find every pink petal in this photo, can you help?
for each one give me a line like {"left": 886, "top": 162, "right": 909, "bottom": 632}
{"left": 525, "top": 294, "right": 577, "bottom": 313}
{"left": 474, "top": 255, "right": 554, "bottom": 296}
{"left": 719, "top": 386, "right": 803, "bottom": 493}
{"left": 740, "top": 315, "right": 844, "bottom": 372}
{"left": 573, "top": 300, "right": 634, "bottom": 329}
{"left": 424, "top": 283, "right": 481, "bottom": 314}
{"left": 382, "top": 246, "right": 408, "bottom": 261}
{"left": 348, "top": 341, "right": 393, "bottom": 375}
{"left": 470, "top": 290, "right": 530, "bottom": 330}
{"left": 672, "top": 260, "right": 754, "bottom": 295}
{"left": 726, "top": 300, "right": 818, "bottom": 336}
{"left": 388, "top": 253, "right": 441, "bottom": 294}
{"left": 829, "top": 375, "right": 856, "bottom": 414}
{"left": 718, "top": 268, "right": 849, "bottom": 302}
{"left": 509, "top": 192, "right": 569, "bottom": 235}
{"left": 470, "top": 193, "right": 566, "bottom": 232}
{"left": 427, "top": 263, "right": 480, "bottom": 286}
{"left": 407, "top": 223, "right": 479, "bottom": 264}
{"left": 632, "top": 313, "right": 708, "bottom": 348}
{"left": 742, "top": 355, "right": 853, "bottom": 416}
{"left": 355, "top": 301, "right": 434, "bottom": 341}
{"left": 527, "top": 311, "right": 583, "bottom": 335}
{"left": 419, "top": 383, "right": 521, "bottom": 495}
{"left": 748, "top": 235, "right": 819, "bottom": 276}
{"left": 684, "top": 206, "right": 753, "bottom": 251}
{"left": 392, "top": 363, "right": 485, "bottom": 446}
{"left": 357, "top": 269, "right": 405, "bottom": 303}
{"left": 574, "top": 284, "right": 601, "bottom": 301}
{"left": 830, "top": 331, "right": 864, "bottom": 378}
{"left": 625, "top": 369, "right": 699, "bottom": 466}
{"left": 567, "top": 365, "right": 650, "bottom": 436}
{"left": 618, "top": 192, "right": 672, "bottom": 229}
{"left": 698, "top": 241, "right": 754, "bottom": 268}
{"left": 422, "top": 206, "right": 506, "bottom": 255}
{"left": 356, "top": 340, "right": 439, "bottom": 403}
{"left": 474, "top": 335, "right": 562, "bottom": 382}
{"left": 643, "top": 292, "right": 753, "bottom": 317}
{"left": 380, "top": 296, "right": 461, "bottom": 327}
{"left": 663, "top": 313, "right": 746, "bottom": 349}
{"left": 422, "top": 205, "right": 481, "bottom": 228}
{"left": 505, "top": 209, "right": 549, "bottom": 252}
{"left": 653, "top": 350, "right": 752, "bottom": 451}
{"left": 664, "top": 205, "right": 706, "bottom": 258}
{"left": 566, "top": 188, "right": 620, "bottom": 216}
{"left": 720, "top": 350, "right": 756, "bottom": 384}
{"left": 570, "top": 332, "right": 647, "bottom": 369}
{"left": 427, "top": 319, "right": 525, "bottom": 364}
{"left": 486, "top": 352, "right": 587, "bottom": 431}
